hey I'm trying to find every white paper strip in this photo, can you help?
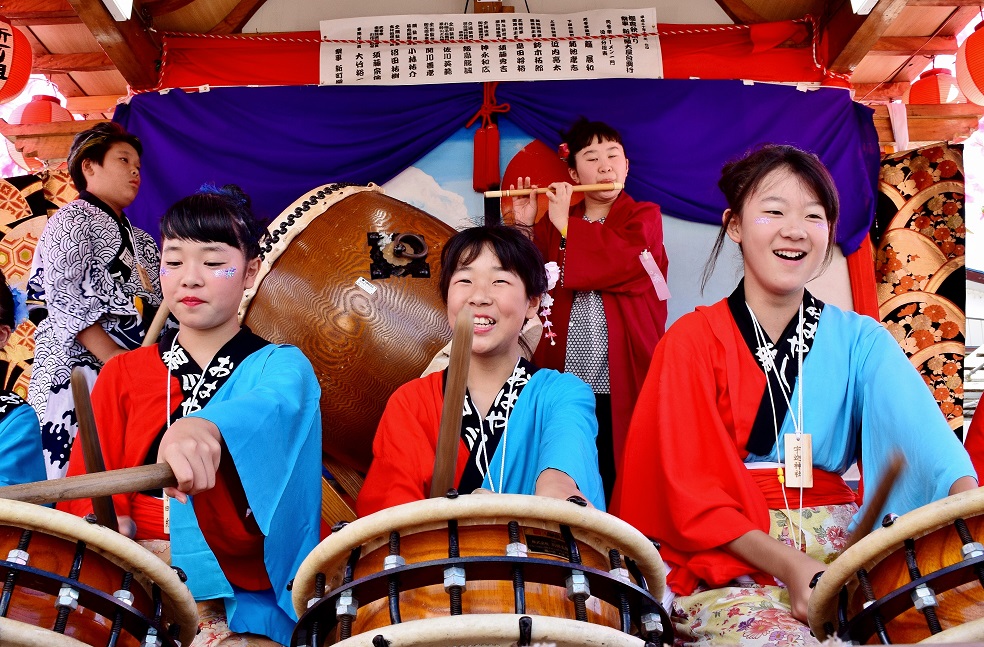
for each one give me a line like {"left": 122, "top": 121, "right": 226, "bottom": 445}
{"left": 320, "top": 9, "right": 662, "bottom": 86}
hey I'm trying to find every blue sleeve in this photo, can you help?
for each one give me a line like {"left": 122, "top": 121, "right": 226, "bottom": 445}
{"left": 0, "top": 404, "right": 44, "bottom": 487}
{"left": 180, "top": 344, "right": 322, "bottom": 634}
{"left": 186, "top": 345, "right": 322, "bottom": 534}
{"left": 857, "top": 322, "right": 976, "bottom": 523}
{"left": 534, "top": 373, "right": 606, "bottom": 510}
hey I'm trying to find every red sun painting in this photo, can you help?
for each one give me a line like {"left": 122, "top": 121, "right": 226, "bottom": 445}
{"left": 500, "top": 138, "right": 583, "bottom": 225}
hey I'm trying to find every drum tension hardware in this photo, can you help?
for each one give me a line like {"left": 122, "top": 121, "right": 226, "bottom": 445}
{"left": 291, "top": 517, "right": 672, "bottom": 647}
{"left": 0, "top": 528, "right": 183, "bottom": 646}
{"left": 826, "top": 515, "right": 984, "bottom": 644}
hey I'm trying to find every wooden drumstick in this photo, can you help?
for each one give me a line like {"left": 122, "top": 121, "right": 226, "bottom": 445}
{"left": 0, "top": 463, "right": 177, "bottom": 506}
{"left": 71, "top": 367, "right": 118, "bottom": 532}
{"left": 142, "top": 302, "right": 171, "bottom": 347}
{"left": 843, "top": 452, "right": 906, "bottom": 552}
{"left": 429, "top": 305, "right": 473, "bottom": 498}
{"left": 136, "top": 263, "right": 154, "bottom": 293}
{"left": 137, "top": 263, "right": 169, "bottom": 347}
{"left": 485, "top": 182, "right": 623, "bottom": 198}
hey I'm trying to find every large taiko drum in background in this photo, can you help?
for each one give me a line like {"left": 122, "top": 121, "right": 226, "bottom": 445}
{"left": 289, "top": 494, "right": 672, "bottom": 647}
{"left": 239, "top": 184, "right": 456, "bottom": 476}
{"left": 809, "top": 488, "right": 984, "bottom": 644}
{"left": 0, "top": 498, "right": 197, "bottom": 646}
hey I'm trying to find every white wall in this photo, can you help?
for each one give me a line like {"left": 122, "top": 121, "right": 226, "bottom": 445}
{"left": 968, "top": 283, "right": 984, "bottom": 348}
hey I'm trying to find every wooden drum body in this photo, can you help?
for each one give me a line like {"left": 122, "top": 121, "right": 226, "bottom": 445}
{"left": 0, "top": 498, "right": 197, "bottom": 647}
{"left": 290, "top": 494, "right": 671, "bottom": 647}
{"left": 809, "top": 488, "right": 984, "bottom": 644}
{"left": 239, "top": 184, "right": 455, "bottom": 477}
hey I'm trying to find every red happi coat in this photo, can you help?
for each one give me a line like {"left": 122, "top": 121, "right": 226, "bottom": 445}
{"left": 966, "top": 413, "right": 984, "bottom": 479}
{"left": 59, "top": 343, "right": 271, "bottom": 591}
{"left": 532, "top": 191, "right": 668, "bottom": 465}
{"left": 60, "top": 346, "right": 179, "bottom": 540}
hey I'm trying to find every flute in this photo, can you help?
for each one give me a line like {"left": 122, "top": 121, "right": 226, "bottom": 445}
{"left": 485, "top": 182, "right": 623, "bottom": 198}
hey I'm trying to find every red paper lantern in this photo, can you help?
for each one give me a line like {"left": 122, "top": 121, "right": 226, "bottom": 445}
{"left": 0, "top": 18, "right": 33, "bottom": 105}
{"left": 6, "top": 95, "right": 74, "bottom": 171}
{"left": 908, "top": 68, "right": 965, "bottom": 104}
{"left": 956, "top": 22, "right": 984, "bottom": 106}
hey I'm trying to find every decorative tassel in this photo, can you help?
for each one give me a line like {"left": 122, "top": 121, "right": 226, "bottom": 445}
{"left": 540, "top": 261, "right": 560, "bottom": 346}
{"left": 473, "top": 125, "right": 490, "bottom": 193}
{"left": 466, "top": 82, "right": 510, "bottom": 193}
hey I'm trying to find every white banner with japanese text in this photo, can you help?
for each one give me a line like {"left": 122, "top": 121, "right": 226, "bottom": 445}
{"left": 319, "top": 9, "right": 662, "bottom": 86}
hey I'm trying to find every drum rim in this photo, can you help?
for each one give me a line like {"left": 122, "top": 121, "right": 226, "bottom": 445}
{"left": 0, "top": 617, "right": 92, "bottom": 647}
{"left": 291, "top": 493, "right": 667, "bottom": 616}
{"left": 238, "top": 182, "right": 382, "bottom": 321}
{"left": 920, "top": 616, "right": 984, "bottom": 643}
{"left": 808, "top": 487, "right": 984, "bottom": 640}
{"left": 327, "top": 613, "right": 652, "bottom": 647}
{"left": 0, "top": 498, "right": 198, "bottom": 646}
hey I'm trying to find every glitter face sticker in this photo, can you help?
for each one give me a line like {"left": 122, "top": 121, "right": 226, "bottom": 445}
{"left": 815, "top": 221, "right": 829, "bottom": 231}
{"left": 214, "top": 267, "right": 237, "bottom": 279}
{"left": 753, "top": 217, "right": 772, "bottom": 225}
{"left": 160, "top": 267, "right": 172, "bottom": 277}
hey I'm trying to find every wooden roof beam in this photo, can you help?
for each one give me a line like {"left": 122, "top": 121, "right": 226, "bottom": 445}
{"left": 711, "top": 0, "right": 766, "bottom": 25}
{"left": 5, "top": 0, "right": 81, "bottom": 25}
{"left": 871, "top": 103, "right": 984, "bottom": 145}
{"left": 142, "top": 0, "right": 197, "bottom": 18}
{"left": 906, "top": 0, "right": 984, "bottom": 6}
{"left": 853, "top": 81, "right": 910, "bottom": 102}
{"left": 64, "top": 95, "right": 124, "bottom": 113}
{"left": 870, "top": 36, "right": 958, "bottom": 56}
{"left": 33, "top": 52, "right": 115, "bottom": 73}
{"left": 0, "top": 119, "right": 108, "bottom": 163}
{"left": 823, "top": 0, "right": 908, "bottom": 76}
{"left": 62, "top": 0, "right": 162, "bottom": 90}
{"left": 208, "top": 0, "right": 270, "bottom": 35}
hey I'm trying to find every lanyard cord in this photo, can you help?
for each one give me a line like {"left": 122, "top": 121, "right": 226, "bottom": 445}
{"left": 746, "top": 302, "right": 806, "bottom": 550}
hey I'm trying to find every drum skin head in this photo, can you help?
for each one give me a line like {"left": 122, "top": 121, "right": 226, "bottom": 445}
{"left": 241, "top": 184, "right": 456, "bottom": 476}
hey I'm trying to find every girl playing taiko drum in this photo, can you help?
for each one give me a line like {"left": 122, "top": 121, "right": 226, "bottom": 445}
{"left": 613, "top": 145, "right": 977, "bottom": 646}
{"left": 357, "top": 225, "right": 605, "bottom": 515}
{"left": 61, "top": 185, "right": 322, "bottom": 647}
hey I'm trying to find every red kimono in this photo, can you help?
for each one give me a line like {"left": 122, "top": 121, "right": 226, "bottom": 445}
{"left": 59, "top": 344, "right": 271, "bottom": 591}
{"left": 357, "top": 373, "right": 470, "bottom": 516}
{"left": 60, "top": 346, "right": 178, "bottom": 540}
{"left": 532, "top": 191, "right": 667, "bottom": 465}
{"left": 966, "top": 414, "right": 984, "bottom": 478}
{"left": 612, "top": 299, "right": 857, "bottom": 595}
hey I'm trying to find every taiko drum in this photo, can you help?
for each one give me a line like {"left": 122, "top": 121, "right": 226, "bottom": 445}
{"left": 0, "top": 499, "right": 197, "bottom": 647}
{"left": 290, "top": 494, "right": 671, "bottom": 647}
{"left": 239, "top": 184, "right": 456, "bottom": 476}
{"left": 809, "top": 488, "right": 984, "bottom": 644}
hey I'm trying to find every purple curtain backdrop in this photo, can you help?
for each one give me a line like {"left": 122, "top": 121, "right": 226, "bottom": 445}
{"left": 116, "top": 79, "right": 878, "bottom": 253}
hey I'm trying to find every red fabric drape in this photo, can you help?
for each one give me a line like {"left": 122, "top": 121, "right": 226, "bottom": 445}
{"left": 155, "top": 20, "right": 846, "bottom": 91}
{"left": 846, "top": 235, "right": 880, "bottom": 320}
{"left": 158, "top": 33, "right": 320, "bottom": 89}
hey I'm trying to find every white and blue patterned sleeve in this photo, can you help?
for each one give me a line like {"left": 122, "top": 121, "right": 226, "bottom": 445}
{"left": 39, "top": 206, "right": 134, "bottom": 347}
